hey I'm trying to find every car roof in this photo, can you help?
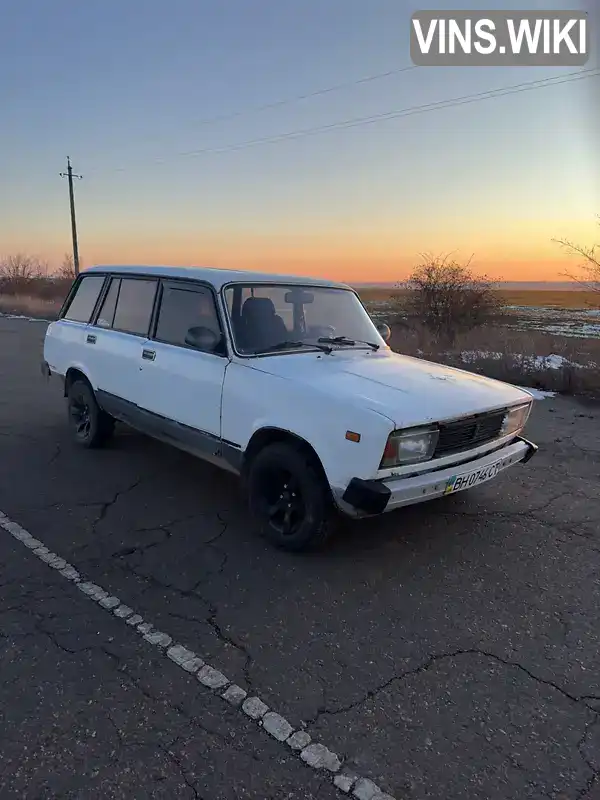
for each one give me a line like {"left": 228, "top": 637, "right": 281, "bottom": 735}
{"left": 83, "top": 264, "right": 352, "bottom": 291}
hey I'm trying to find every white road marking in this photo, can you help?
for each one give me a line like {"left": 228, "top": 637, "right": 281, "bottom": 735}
{"left": 0, "top": 509, "right": 396, "bottom": 800}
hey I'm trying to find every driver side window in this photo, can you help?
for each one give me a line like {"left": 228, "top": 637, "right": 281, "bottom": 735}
{"left": 154, "top": 282, "right": 225, "bottom": 355}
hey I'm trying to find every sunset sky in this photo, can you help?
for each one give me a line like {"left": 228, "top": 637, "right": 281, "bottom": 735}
{"left": 1, "top": 0, "right": 598, "bottom": 282}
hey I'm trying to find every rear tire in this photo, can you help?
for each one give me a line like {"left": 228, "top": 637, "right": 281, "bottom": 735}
{"left": 245, "top": 442, "right": 334, "bottom": 552}
{"left": 67, "top": 379, "right": 114, "bottom": 449}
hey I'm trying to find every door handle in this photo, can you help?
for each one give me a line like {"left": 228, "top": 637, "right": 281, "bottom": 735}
{"left": 86, "top": 334, "right": 97, "bottom": 344}
{"left": 142, "top": 349, "right": 156, "bottom": 361}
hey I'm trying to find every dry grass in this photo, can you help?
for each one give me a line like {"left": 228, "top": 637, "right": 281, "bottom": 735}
{"left": 0, "top": 277, "right": 71, "bottom": 318}
{"left": 358, "top": 287, "right": 600, "bottom": 310}
{"left": 390, "top": 321, "right": 600, "bottom": 397}
{"left": 0, "top": 295, "right": 62, "bottom": 319}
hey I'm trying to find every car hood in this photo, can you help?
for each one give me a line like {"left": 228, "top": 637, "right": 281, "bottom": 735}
{"left": 249, "top": 349, "right": 533, "bottom": 428}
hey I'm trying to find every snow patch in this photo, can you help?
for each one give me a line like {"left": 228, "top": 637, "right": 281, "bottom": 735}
{"left": 459, "top": 351, "right": 596, "bottom": 370}
{"left": 515, "top": 387, "right": 557, "bottom": 400}
{"left": 0, "top": 312, "right": 52, "bottom": 323}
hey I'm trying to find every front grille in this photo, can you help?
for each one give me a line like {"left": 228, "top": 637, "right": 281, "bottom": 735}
{"left": 434, "top": 410, "right": 506, "bottom": 458}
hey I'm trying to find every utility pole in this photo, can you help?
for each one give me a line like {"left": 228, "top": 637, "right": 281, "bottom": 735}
{"left": 59, "top": 157, "right": 82, "bottom": 276}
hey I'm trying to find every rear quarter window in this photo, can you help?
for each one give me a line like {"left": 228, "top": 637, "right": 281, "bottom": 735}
{"left": 62, "top": 275, "right": 105, "bottom": 323}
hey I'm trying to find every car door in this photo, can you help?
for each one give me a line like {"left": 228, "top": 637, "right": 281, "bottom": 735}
{"left": 88, "top": 275, "right": 159, "bottom": 418}
{"left": 135, "top": 279, "right": 228, "bottom": 447}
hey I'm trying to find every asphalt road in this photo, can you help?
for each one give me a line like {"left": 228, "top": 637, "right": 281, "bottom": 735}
{"left": 1, "top": 315, "right": 599, "bottom": 800}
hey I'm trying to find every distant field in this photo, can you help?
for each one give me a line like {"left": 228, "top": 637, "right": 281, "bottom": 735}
{"left": 357, "top": 287, "right": 599, "bottom": 310}
{"left": 359, "top": 285, "right": 600, "bottom": 341}
{"left": 494, "top": 289, "right": 599, "bottom": 309}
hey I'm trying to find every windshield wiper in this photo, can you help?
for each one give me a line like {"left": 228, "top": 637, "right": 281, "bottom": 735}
{"left": 318, "top": 336, "right": 379, "bottom": 351}
{"left": 252, "top": 340, "right": 332, "bottom": 355}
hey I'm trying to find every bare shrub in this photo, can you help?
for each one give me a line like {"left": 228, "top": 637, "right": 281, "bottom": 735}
{"left": 0, "top": 252, "right": 74, "bottom": 306}
{"left": 553, "top": 217, "right": 600, "bottom": 299}
{"left": 57, "top": 253, "right": 77, "bottom": 280}
{"left": 34, "top": 278, "right": 73, "bottom": 301}
{"left": 399, "top": 254, "right": 501, "bottom": 347}
{"left": 0, "top": 253, "right": 46, "bottom": 294}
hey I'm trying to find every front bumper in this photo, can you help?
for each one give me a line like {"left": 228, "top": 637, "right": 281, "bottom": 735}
{"left": 340, "top": 436, "right": 538, "bottom": 517}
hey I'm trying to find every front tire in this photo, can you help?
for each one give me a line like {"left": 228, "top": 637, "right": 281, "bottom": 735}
{"left": 246, "top": 442, "right": 334, "bottom": 552}
{"left": 67, "top": 379, "right": 114, "bottom": 449}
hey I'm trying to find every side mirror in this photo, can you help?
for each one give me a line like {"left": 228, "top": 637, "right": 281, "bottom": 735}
{"left": 185, "top": 326, "right": 222, "bottom": 352}
{"left": 376, "top": 322, "right": 391, "bottom": 343}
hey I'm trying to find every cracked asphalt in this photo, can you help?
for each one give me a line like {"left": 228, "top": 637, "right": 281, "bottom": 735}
{"left": 1, "top": 315, "right": 599, "bottom": 800}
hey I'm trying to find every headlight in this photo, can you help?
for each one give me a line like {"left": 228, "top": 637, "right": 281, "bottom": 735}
{"left": 500, "top": 402, "right": 532, "bottom": 437}
{"left": 380, "top": 426, "right": 439, "bottom": 468}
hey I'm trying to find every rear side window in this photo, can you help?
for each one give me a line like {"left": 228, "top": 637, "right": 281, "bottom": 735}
{"left": 155, "top": 284, "right": 222, "bottom": 350}
{"left": 112, "top": 278, "right": 157, "bottom": 336}
{"left": 96, "top": 278, "right": 120, "bottom": 329}
{"left": 62, "top": 275, "right": 105, "bottom": 323}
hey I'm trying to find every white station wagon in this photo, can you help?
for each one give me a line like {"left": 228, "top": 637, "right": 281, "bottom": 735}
{"left": 42, "top": 265, "right": 538, "bottom": 551}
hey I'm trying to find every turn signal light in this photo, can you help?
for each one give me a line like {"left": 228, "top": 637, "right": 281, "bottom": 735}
{"left": 382, "top": 438, "right": 396, "bottom": 461}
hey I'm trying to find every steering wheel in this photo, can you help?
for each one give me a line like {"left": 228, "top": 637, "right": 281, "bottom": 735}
{"left": 308, "top": 325, "right": 336, "bottom": 339}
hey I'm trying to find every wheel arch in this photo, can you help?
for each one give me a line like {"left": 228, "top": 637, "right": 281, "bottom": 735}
{"left": 241, "top": 426, "right": 329, "bottom": 487}
{"left": 64, "top": 366, "right": 93, "bottom": 397}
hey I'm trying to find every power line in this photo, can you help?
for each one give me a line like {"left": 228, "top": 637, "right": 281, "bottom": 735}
{"left": 103, "top": 67, "right": 598, "bottom": 174}
{"left": 168, "top": 68, "right": 600, "bottom": 157}
{"left": 175, "top": 64, "right": 420, "bottom": 128}
{"left": 82, "top": 63, "right": 420, "bottom": 164}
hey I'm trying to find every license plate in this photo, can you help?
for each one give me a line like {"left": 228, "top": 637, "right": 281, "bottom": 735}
{"left": 443, "top": 460, "right": 502, "bottom": 495}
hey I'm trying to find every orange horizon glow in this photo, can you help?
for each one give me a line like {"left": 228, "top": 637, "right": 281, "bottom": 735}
{"left": 8, "top": 249, "right": 591, "bottom": 284}
{"left": 5, "top": 218, "right": 597, "bottom": 284}
{"left": 54, "top": 249, "right": 594, "bottom": 284}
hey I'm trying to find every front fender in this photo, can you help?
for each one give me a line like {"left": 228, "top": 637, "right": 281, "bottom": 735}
{"left": 221, "top": 362, "right": 394, "bottom": 490}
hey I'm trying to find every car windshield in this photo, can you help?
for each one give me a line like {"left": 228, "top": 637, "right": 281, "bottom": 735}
{"left": 223, "top": 283, "right": 386, "bottom": 356}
